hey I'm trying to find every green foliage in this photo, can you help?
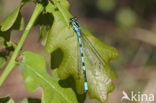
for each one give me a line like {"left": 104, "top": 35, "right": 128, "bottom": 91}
{"left": 0, "top": 0, "right": 43, "bottom": 90}
{"left": 7, "top": 99, "right": 15, "bottom": 103}
{"left": 0, "top": 96, "right": 16, "bottom": 103}
{"left": 37, "top": 0, "right": 118, "bottom": 102}
{"left": 0, "top": 4, "right": 24, "bottom": 31}
{"left": 0, "top": 96, "right": 10, "bottom": 103}
{"left": 0, "top": 3, "right": 25, "bottom": 69}
{"left": 36, "top": 13, "right": 53, "bottom": 45}
{"left": 20, "top": 51, "right": 78, "bottom": 103}
{"left": 0, "top": 0, "right": 118, "bottom": 102}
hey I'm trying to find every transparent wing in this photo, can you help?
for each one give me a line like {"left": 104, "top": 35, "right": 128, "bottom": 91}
{"left": 81, "top": 32, "right": 106, "bottom": 75}
{"left": 81, "top": 32, "right": 117, "bottom": 80}
{"left": 81, "top": 32, "right": 115, "bottom": 97}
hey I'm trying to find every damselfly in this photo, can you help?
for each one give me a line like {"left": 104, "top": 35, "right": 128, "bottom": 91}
{"left": 70, "top": 17, "right": 108, "bottom": 93}
{"left": 70, "top": 17, "right": 88, "bottom": 93}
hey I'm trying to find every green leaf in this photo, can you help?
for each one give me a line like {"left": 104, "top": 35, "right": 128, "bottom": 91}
{"left": 20, "top": 51, "right": 78, "bottom": 103}
{"left": 0, "top": 2, "right": 24, "bottom": 48}
{"left": 0, "top": 96, "right": 10, "bottom": 102}
{"left": 0, "top": 5, "right": 23, "bottom": 31}
{"left": 35, "top": 13, "right": 53, "bottom": 45}
{"left": 81, "top": 28, "right": 118, "bottom": 102}
{"left": 44, "top": 0, "right": 118, "bottom": 102}
{"left": 7, "top": 99, "right": 15, "bottom": 103}
{"left": 21, "top": 98, "right": 28, "bottom": 103}
{"left": 0, "top": 96, "right": 15, "bottom": 103}
{"left": 0, "top": 3, "right": 24, "bottom": 47}
{"left": 0, "top": 3, "right": 25, "bottom": 69}
{"left": 39, "top": 25, "right": 51, "bottom": 45}
{"left": 11, "top": 12, "right": 25, "bottom": 31}
{"left": 58, "top": 76, "right": 86, "bottom": 103}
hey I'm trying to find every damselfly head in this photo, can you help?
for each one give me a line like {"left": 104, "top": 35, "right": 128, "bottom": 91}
{"left": 70, "top": 17, "right": 78, "bottom": 22}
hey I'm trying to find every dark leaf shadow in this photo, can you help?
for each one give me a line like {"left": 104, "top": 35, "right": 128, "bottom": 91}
{"left": 51, "top": 48, "right": 64, "bottom": 69}
{"left": 59, "top": 76, "right": 86, "bottom": 103}
{"left": 50, "top": 48, "right": 86, "bottom": 103}
{"left": 28, "top": 98, "right": 41, "bottom": 103}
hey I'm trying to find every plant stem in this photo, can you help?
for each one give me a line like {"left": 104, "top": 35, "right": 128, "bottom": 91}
{"left": 0, "top": 3, "right": 44, "bottom": 86}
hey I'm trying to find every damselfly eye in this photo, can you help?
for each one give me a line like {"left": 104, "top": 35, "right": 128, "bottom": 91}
{"left": 70, "top": 17, "right": 78, "bottom": 22}
{"left": 70, "top": 18, "right": 73, "bottom": 21}
{"left": 74, "top": 17, "right": 78, "bottom": 21}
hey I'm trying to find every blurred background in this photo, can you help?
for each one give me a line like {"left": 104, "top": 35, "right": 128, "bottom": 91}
{"left": 0, "top": 0, "right": 156, "bottom": 103}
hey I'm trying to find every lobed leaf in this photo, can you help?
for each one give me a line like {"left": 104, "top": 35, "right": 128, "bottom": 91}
{"left": 20, "top": 51, "right": 78, "bottom": 103}
{"left": 81, "top": 28, "right": 118, "bottom": 102}
{"left": 42, "top": 0, "right": 118, "bottom": 102}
